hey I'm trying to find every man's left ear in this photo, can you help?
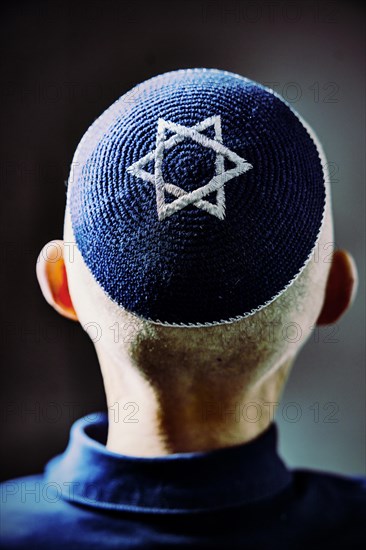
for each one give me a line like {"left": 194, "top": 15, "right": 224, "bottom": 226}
{"left": 316, "top": 249, "right": 358, "bottom": 326}
{"left": 36, "top": 240, "right": 78, "bottom": 321}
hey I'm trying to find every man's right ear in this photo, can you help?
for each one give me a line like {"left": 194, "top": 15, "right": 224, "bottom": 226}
{"left": 316, "top": 249, "right": 358, "bottom": 326}
{"left": 36, "top": 240, "right": 78, "bottom": 321}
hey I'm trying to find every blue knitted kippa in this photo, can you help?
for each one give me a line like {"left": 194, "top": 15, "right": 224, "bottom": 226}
{"left": 68, "top": 69, "right": 326, "bottom": 326}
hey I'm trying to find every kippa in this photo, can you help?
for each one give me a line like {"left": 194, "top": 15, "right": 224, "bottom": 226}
{"left": 68, "top": 68, "right": 326, "bottom": 327}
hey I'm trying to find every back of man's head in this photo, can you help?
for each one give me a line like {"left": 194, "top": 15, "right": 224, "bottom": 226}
{"left": 39, "top": 69, "right": 356, "bottom": 387}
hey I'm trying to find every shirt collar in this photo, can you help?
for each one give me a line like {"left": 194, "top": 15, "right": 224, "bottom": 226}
{"left": 45, "top": 413, "right": 292, "bottom": 514}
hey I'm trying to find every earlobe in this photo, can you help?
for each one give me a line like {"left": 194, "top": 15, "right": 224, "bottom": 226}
{"left": 317, "top": 249, "right": 358, "bottom": 326}
{"left": 36, "top": 240, "right": 78, "bottom": 321}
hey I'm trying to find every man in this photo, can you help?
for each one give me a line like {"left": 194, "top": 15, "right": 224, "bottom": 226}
{"left": 1, "top": 69, "right": 364, "bottom": 548}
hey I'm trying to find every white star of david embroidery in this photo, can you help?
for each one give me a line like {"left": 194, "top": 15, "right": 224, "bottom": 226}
{"left": 126, "top": 115, "right": 253, "bottom": 220}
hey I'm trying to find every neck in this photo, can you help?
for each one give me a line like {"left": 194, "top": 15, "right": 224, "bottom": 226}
{"left": 97, "top": 347, "right": 294, "bottom": 457}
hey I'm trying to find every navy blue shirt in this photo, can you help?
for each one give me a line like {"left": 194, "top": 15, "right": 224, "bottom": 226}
{"left": 1, "top": 413, "right": 365, "bottom": 549}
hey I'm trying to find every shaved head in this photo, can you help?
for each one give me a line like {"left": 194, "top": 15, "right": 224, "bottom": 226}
{"left": 64, "top": 71, "right": 333, "bottom": 384}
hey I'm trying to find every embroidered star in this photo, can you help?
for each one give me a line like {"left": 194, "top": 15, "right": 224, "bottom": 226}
{"left": 126, "top": 115, "right": 253, "bottom": 221}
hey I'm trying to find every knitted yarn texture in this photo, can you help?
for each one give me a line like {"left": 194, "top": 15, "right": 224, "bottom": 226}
{"left": 68, "top": 69, "right": 326, "bottom": 326}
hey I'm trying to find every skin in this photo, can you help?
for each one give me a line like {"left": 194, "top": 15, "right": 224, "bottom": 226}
{"left": 36, "top": 201, "right": 358, "bottom": 457}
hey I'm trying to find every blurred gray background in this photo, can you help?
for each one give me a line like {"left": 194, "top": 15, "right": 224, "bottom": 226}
{"left": 0, "top": 0, "right": 364, "bottom": 480}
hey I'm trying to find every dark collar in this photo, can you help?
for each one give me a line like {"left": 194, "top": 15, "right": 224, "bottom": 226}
{"left": 45, "top": 413, "right": 292, "bottom": 514}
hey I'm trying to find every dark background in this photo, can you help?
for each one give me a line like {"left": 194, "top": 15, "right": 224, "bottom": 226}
{"left": 1, "top": 0, "right": 365, "bottom": 482}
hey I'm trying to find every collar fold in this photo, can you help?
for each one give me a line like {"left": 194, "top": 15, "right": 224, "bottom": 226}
{"left": 45, "top": 413, "right": 291, "bottom": 514}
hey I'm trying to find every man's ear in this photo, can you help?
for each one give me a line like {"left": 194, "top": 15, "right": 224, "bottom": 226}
{"left": 36, "top": 240, "right": 78, "bottom": 321}
{"left": 317, "top": 249, "right": 358, "bottom": 326}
